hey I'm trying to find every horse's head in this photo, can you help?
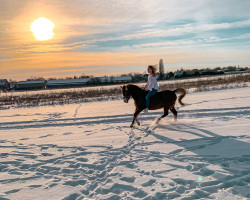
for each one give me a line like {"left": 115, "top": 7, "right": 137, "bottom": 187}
{"left": 121, "top": 85, "right": 131, "bottom": 103}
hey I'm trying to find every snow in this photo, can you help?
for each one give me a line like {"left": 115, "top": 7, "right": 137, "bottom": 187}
{"left": 0, "top": 86, "right": 250, "bottom": 200}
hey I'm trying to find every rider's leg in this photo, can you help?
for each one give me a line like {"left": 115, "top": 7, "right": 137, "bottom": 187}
{"left": 145, "top": 89, "right": 157, "bottom": 109}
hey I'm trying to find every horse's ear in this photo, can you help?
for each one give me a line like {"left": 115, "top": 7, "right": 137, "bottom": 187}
{"left": 121, "top": 85, "right": 128, "bottom": 90}
{"left": 120, "top": 85, "right": 126, "bottom": 90}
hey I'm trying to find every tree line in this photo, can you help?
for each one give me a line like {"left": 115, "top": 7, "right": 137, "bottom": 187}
{"left": 9, "top": 65, "right": 250, "bottom": 83}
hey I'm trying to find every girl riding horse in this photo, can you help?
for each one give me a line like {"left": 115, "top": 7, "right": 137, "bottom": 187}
{"left": 121, "top": 84, "right": 186, "bottom": 127}
{"left": 144, "top": 65, "right": 159, "bottom": 113}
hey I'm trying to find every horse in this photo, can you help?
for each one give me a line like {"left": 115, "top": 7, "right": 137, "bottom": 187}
{"left": 121, "top": 84, "right": 186, "bottom": 127}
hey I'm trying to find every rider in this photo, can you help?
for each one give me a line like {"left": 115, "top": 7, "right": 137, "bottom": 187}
{"left": 144, "top": 65, "right": 159, "bottom": 113}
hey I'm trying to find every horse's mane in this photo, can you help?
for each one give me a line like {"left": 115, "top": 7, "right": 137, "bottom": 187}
{"left": 127, "top": 84, "right": 143, "bottom": 91}
{"left": 126, "top": 84, "right": 147, "bottom": 98}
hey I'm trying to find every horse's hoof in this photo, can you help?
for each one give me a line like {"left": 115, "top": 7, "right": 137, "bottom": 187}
{"left": 130, "top": 124, "right": 133, "bottom": 128}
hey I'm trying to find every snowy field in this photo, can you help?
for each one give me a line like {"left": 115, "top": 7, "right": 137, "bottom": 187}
{"left": 0, "top": 86, "right": 250, "bottom": 200}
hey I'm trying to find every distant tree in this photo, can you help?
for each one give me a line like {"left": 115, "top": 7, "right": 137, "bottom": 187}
{"left": 167, "top": 72, "right": 174, "bottom": 79}
{"left": 158, "top": 73, "right": 165, "bottom": 80}
{"left": 79, "top": 74, "right": 90, "bottom": 78}
{"left": 9, "top": 79, "right": 17, "bottom": 82}
{"left": 120, "top": 73, "right": 131, "bottom": 77}
{"left": 181, "top": 71, "right": 187, "bottom": 78}
{"left": 89, "top": 77, "right": 101, "bottom": 85}
{"left": 193, "top": 70, "right": 200, "bottom": 76}
{"left": 214, "top": 67, "right": 222, "bottom": 71}
{"left": 226, "top": 66, "right": 237, "bottom": 72}
{"left": 48, "top": 77, "right": 57, "bottom": 80}
{"left": 26, "top": 76, "right": 45, "bottom": 81}
{"left": 131, "top": 73, "right": 145, "bottom": 82}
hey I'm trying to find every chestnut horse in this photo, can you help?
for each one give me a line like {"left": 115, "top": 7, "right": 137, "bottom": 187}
{"left": 121, "top": 84, "right": 186, "bottom": 127}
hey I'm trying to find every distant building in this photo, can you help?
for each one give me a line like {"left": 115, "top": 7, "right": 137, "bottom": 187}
{"left": 16, "top": 80, "right": 46, "bottom": 90}
{"left": 112, "top": 76, "right": 132, "bottom": 83}
{"left": 96, "top": 76, "right": 132, "bottom": 83}
{"left": 46, "top": 78, "right": 90, "bottom": 88}
{"left": 159, "top": 59, "right": 164, "bottom": 74}
{"left": 46, "top": 76, "right": 132, "bottom": 88}
{"left": 0, "top": 79, "right": 10, "bottom": 91}
{"left": 8, "top": 75, "right": 133, "bottom": 91}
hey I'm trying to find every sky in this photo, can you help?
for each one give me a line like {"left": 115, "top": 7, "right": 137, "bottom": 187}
{"left": 1, "top": 0, "right": 250, "bottom": 81}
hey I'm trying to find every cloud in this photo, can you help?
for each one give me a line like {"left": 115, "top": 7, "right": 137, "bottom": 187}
{"left": 1, "top": 0, "right": 250, "bottom": 81}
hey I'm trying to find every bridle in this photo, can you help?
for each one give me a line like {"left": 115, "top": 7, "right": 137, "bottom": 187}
{"left": 121, "top": 86, "right": 131, "bottom": 103}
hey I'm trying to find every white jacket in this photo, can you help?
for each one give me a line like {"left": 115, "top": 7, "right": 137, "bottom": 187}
{"left": 145, "top": 76, "right": 159, "bottom": 91}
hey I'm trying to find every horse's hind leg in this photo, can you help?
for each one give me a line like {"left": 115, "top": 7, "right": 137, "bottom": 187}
{"left": 135, "top": 118, "right": 140, "bottom": 126}
{"left": 156, "top": 108, "right": 169, "bottom": 124}
{"left": 170, "top": 107, "right": 177, "bottom": 121}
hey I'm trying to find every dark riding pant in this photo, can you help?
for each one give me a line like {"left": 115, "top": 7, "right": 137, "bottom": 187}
{"left": 146, "top": 88, "right": 158, "bottom": 108}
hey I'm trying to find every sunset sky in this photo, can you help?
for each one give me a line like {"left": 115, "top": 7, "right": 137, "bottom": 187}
{"left": 1, "top": 0, "right": 250, "bottom": 81}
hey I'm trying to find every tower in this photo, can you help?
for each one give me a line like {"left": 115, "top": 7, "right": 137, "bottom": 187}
{"left": 159, "top": 59, "right": 164, "bottom": 79}
{"left": 159, "top": 59, "right": 164, "bottom": 74}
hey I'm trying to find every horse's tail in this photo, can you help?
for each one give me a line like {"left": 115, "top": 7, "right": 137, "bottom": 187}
{"left": 174, "top": 88, "right": 186, "bottom": 106}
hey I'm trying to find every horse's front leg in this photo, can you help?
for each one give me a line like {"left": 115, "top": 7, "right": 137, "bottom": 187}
{"left": 130, "top": 109, "right": 142, "bottom": 127}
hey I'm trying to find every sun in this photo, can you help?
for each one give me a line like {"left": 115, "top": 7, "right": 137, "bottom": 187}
{"left": 30, "top": 17, "right": 55, "bottom": 41}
